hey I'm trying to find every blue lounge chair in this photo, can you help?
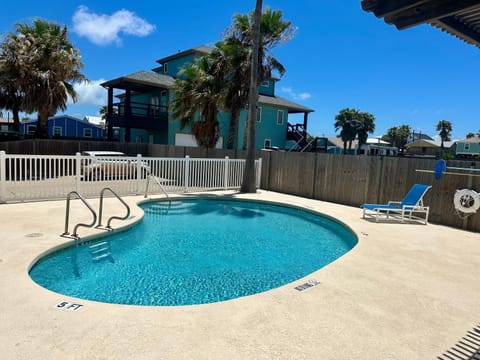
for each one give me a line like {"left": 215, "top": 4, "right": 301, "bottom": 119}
{"left": 361, "top": 184, "right": 432, "bottom": 224}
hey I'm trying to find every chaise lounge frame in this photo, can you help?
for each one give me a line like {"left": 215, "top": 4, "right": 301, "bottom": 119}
{"left": 361, "top": 184, "right": 432, "bottom": 225}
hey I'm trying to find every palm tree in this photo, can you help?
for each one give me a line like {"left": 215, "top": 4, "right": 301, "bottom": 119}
{"left": 384, "top": 125, "right": 411, "bottom": 153}
{"left": 171, "top": 56, "right": 223, "bottom": 148}
{"left": 436, "top": 120, "right": 453, "bottom": 149}
{"left": 215, "top": 7, "right": 293, "bottom": 151}
{"left": 209, "top": 38, "right": 250, "bottom": 150}
{"left": 334, "top": 108, "right": 359, "bottom": 154}
{"left": 356, "top": 112, "right": 375, "bottom": 150}
{"left": 2, "top": 20, "right": 86, "bottom": 138}
{"left": 0, "top": 34, "right": 25, "bottom": 132}
{"left": 384, "top": 127, "right": 399, "bottom": 147}
{"left": 466, "top": 132, "right": 475, "bottom": 139}
{"left": 241, "top": 0, "right": 263, "bottom": 193}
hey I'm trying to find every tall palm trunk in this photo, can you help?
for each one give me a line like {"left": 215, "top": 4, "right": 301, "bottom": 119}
{"left": 35, "top": 110, "right": 50, "bottom": 138}
{"left": 227, "top": 109, "right": 239, "bottom": 149}
{"left": 241, "top": 0, "right": 262, "bottom": 193}
{"left": 12, "top": 105, "right": 20, "bottom": 132}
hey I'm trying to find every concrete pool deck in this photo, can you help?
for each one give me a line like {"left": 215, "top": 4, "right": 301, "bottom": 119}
{"left": 0, "top": 190, "right": 479, "bottom": 360}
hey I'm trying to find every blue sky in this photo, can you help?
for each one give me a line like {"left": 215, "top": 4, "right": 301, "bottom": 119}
{"left": 1, "top": 0, "right": 479, "bottom": 140}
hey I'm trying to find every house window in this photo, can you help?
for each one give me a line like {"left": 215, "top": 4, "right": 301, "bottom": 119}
{"left": 464, "top": 143, "right": 470, "bottom": 151}
{"left": 83, "top": 128, "right": 92, "bottom": 138}
{"left": 264, "top": 139, "right": 271, "bottom": 148}
{"left": 53, "top": 126, "right": 62, "bottom": 137}
{"left": 256, "top": 107, "right": 262, "bottom": 123}
{"left": 163, "top": 62, "right": 168, "bottom": 74}
{"left": 27, "top": 125, "right": 36, "bottom": 135}
{"left": 149, "top": 96, "right": 160, "bottom": 117}
{"left": 277, "top": 110, "right": 284, "bottom": 125}
{"left": 261, "top": 81, "right": 269, "bottom": 87}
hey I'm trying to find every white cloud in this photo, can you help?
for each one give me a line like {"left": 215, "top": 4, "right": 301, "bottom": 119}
{"left": 69, "top": 79, "right": 106, "bottom": 107}
{"left": 72, "top": 6, "right": 155, "bottom": 46}
{"left": 280, "top": 86, "right": 311, "bottom": 101}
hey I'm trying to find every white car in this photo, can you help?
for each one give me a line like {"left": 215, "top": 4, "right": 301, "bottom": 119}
{"left": 81, "top": 151, "right": 150, "bottom": 180}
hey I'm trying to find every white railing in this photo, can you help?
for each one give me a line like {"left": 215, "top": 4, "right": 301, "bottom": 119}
{"left": 0, "top": 151, "right": 262, "bottom": 202}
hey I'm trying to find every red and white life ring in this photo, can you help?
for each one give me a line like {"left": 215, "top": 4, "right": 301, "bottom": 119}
{"left": 454, "top": 189, "right": 480, "bottom": 214}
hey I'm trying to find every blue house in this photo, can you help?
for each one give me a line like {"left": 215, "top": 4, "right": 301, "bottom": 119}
{"left": 101, "top": 46, "right": 314, "bottom": 150}
{"left": 20, "top": 115, "right": 105, "bottom": 139}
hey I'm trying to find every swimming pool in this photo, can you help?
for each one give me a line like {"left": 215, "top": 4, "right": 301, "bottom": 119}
{"left": 29, "top": 198, "right": 357, "bottom": 306}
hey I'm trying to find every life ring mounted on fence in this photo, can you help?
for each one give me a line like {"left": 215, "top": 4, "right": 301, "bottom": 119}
{"left": 453, "top": 189, "right": 480, "bottom": 214}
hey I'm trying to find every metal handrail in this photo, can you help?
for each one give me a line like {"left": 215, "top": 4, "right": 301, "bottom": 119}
{"left": 301, "top": 137, "right": 316, "bottom": 152}
{"left": 63, "top": 191, "right": 97, "bottom": 238}
{"left": 288, "top": 128, "right": 304, "bottom": 152}
{"left": 97, "top": 187, "right": 131, "bottom": 229}
{"left": 144, "top": 175, "right": 169, "bottom": 199}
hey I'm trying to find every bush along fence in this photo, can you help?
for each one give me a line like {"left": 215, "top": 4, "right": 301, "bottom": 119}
{"left": 0, "top": 151, "right": 262, "bottom": 202}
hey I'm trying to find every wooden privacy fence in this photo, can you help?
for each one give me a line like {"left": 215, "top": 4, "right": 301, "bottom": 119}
{"left": 0, "top": 139, "right": 242, "bottom": 159}
{"left": 259, "top": 151, "right": 480, "bottom": 232}
{"left": 1, "top": 139, "right": 478, "bottom": 231}
{"left": 0, "top": 152, "right": 261, "bottom": 202}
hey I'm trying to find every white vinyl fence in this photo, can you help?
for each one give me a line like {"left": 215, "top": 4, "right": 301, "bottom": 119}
{"left": 0, "top": 151, "right": 261, "bottom": 202}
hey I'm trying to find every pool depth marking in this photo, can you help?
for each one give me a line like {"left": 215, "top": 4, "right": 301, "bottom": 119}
{"left": 55, "top": 301, "right": 83, "bottom": 311}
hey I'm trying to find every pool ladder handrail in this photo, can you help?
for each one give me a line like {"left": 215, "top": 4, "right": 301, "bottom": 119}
{"left": 97, "top": 187, "right": 131, "bottom": 229}
{"left": 144, "top": 174, "right": 169, "bottom": 199}
{"left": 62, "top": 191, "right": 97, "bottom": 238}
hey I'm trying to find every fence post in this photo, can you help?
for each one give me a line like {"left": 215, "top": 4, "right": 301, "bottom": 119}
{"left": 224, "top": 156, "right": 229, "bottom": 190}
{"left": 136, "top": 154, "right": 142, "bottom": 194}
{"left": 256, "top": 157, "right": 262, "bottom": 189}
{"left": 75, "top": 152, "right": 81, "bottom": 193}
{"left": 0, "top": 151, "right": 6, "bottom": 203}
{"left": 184, "top": 155, "right": 190, "bottom": 192}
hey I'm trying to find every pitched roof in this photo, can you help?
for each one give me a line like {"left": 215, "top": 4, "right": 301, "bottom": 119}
{"left": 361, "top": 0, "right": 480, "bottom": 49}
{"left": 326, "top": 137, "right": 358, "bottom": 149}
{"left": 457, "top": 136, "right": 480, "bottom": 143}
{"left": 101, "top": 71, "right": 174, "bottom": 90}
{"left": 156, "top": 45, "right": 213, "bottom": 64}
{"left": 258, "top": 94, "right": 314, "bottom": 113}
{"left": 407, "top": 139, "right": 455, "bottom": 148}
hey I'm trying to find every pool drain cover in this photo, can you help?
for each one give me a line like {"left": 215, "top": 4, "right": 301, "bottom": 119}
{"left": 25, "top": 233, "right": 43, "bottom": 238}
{"left": 294, "top": 279, "right": 320, "bottom": 291}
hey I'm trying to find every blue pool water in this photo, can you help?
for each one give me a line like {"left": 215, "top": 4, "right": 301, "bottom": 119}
{"left": 29, "top": 199, "right": 357, "bottom": 306}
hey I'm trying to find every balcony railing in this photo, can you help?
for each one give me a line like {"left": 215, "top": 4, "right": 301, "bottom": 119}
{"left": 108, "top": 101, "right": 168, "bottom": 130}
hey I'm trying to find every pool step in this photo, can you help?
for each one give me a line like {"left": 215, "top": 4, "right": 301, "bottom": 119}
{"left": 144, "top": 202, "right": 192, "bottom": 215}
{"left": 89, "top": 241, "right": 112, "bottom": 262}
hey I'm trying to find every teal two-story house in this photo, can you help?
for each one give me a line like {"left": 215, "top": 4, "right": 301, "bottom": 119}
{"left": 101, "top": 46, "right": 314, "bottom": 150}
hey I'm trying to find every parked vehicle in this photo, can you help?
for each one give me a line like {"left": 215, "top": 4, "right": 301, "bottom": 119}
{"left": 81, "top": 151, "right": 150, "bottom": 180}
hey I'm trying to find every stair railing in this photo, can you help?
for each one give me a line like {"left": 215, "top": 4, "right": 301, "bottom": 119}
{"left": 97, "top": 187, "right": 131, "bottom": 229}
{"left": 144, "top": 175, "right": 170, "bottom": 199}
{"left": 62, "top": 191, "right": 97, "bottom": 238}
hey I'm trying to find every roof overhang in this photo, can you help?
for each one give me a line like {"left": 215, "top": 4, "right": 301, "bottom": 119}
{"left": 156, "top": 46, "right": 213, "bottom": 64}
{"left": 258, "top": 95, "right": 314, "bottom": 114}
{"left": 361, "top": 0, "right": 480, "bottom": 49}
{"left": 101, "top": 71, "right": 174, "bottom": 91}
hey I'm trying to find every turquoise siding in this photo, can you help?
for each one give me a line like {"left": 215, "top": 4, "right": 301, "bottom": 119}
{"left": 236, "top": 106, "right": 287, "bottom": 150}
{"left": 256, "top": 106, "right": 287, "bottom": 149}
{"left": 259, "top": 80, "right": 275, "bottom": 96}
{"left": 455, "top": 141, "right": 480, "bottom": 155}
{"left": 162, "top": 54, "right": 196, "bottom": 78}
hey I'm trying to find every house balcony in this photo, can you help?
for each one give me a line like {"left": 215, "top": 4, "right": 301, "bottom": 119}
{"left": 107, "top": 101, "right": 168, "bottom": 131}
